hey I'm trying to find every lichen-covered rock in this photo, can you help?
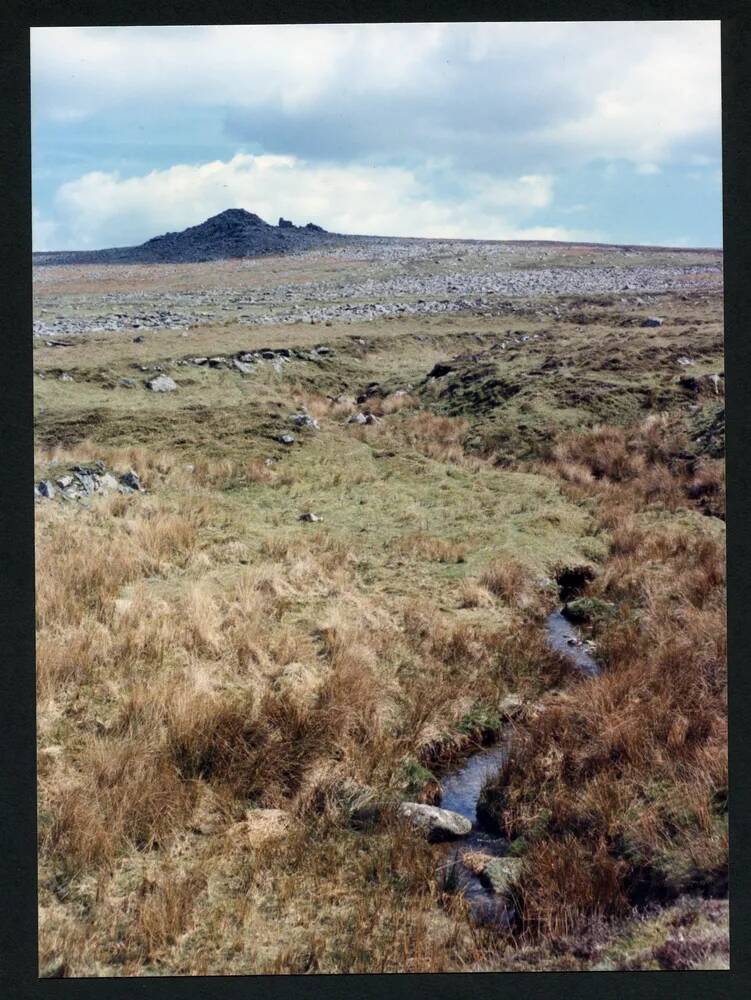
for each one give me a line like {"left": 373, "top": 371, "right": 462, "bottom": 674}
{"left": 479, "top": 857, "right": 523, "bottom": 896}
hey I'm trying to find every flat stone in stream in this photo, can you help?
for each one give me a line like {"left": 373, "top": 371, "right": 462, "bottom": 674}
{"left": 398, "top": 801, "right": 472, "bottom": 842}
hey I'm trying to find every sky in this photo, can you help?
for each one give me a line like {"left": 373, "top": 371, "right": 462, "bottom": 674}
{"left": 30, "top": 22, "right": 723, "bottom": 251}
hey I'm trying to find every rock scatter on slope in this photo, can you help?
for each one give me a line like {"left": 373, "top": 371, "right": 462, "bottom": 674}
{"left": 33, "top": 209, "right": 721, "bottom": 338}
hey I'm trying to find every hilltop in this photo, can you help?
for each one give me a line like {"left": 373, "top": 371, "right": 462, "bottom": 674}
{"left": 33, "top": 208, "right": 337, "bottom": 266}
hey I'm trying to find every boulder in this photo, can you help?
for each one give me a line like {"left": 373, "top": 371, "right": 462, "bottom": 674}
{"left": 293, "top": 413, "right": 319, "bottom": 429}
{"left": 99, "top": 472, "right": 119, "bottom": 492}
{"left": 233, "top": 358, "right": 254, "bottom": 375}
{"left": 59, "top": 372, "right": 74, "bottom": 382}
{"left": 74, "top": 471, "right": 97, "bottom": 494}
{"left": 132, "top": 335, "right": 145, "bottom": 343}
{"left": 398, "top": 801, "right": 472, "bottom": 842}
{"left": 562, "top": 597, "right": 616, "bottom": 624}
{"left": 208, "top": 356, "right": 228, "bottom": 368}
{"left": 299, "top": 512, "right": 322, "bottom": 522}
{"left": 56, "top": 475, "right": 73, "bottom": 489}
{"left": 145, "top": 374, "right": 177, "bottom": 392}
{"left": 347, "top": 412, "right": 378, "bottom": 425}
{"left": 37, "top": 480, "right": 56, "bottom": 499}
{"left": 278, "top": 217, "right": 295, "bottom": 229}
{"left": 479, "top": 857, "right": 523, "bottom": 896}
{"left": 641, "top": 317, "right": 663, "bottom": 328}
{"left": 120, "top": 470, "right": 143, "bottom": 491}
{"left": 279, "top": 433, "right": 296, "bottom": 445}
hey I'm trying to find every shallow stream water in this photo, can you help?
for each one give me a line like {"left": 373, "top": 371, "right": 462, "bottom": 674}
{"left": 437, "top": 606, "right": 602, "bottom": 923}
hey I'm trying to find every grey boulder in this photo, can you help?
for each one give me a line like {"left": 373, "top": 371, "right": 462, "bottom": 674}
{"left": 641, "top": 316, "right": 663, "bottom": 328}
{"left": 99, "top": 472, "right": 120, "bottom": 492}
{"left": 398, "top": 802, "right": 472, "bottom": 842}
{"left": 120, "top": 470, "right": 143, "bottom": 491}
{"left": 146, "top": 374, "right": 177, "bottom": 392}
{"left": 293, "top": 413, "right": 319, "bottom": 429}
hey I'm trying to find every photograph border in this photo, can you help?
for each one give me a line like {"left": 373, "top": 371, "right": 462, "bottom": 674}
{"left": 2, "top": 1, "right": 749, "bottom": 997}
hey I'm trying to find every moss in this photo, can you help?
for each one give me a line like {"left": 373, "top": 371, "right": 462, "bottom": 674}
{"left": 398, "top": 758, "right": 438, "bottom": 798}
{"left": 562, "top": 596, "right": 616, "bottom": 624}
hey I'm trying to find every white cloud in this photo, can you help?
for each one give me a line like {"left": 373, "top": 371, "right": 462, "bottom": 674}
{"left": 535, "top": 22, "right": 720, "bottom": 169}
{"left": 31, "top": 22, "right": 721, "bottom": 172}
{"left": 636, "top": 163, "right": 661, "bottom": 176}
{"left": 35, "top": 153, "right": 591, "bottom": 250}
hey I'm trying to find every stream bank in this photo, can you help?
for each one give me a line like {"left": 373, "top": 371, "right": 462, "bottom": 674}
{"left": 434, "top": 596, "right": 603, "bottom": 924}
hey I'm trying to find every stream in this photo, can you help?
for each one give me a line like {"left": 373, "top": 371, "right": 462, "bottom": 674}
{"left": 436, "top": 605, "right": 602, "bottom": 924}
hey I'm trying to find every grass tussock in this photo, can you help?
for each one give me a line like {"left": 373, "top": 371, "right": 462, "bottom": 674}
{"left": 479, "top": 558, "right": 536, "bottom": 608}
{"left": 394, "top": 532, "right": 468, "bottom": 564}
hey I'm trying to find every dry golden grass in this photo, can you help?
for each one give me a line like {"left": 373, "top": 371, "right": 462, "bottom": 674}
{"left": 479, "top": 418, "right": 727, "bottom": 942}
{"left": 479, "top": 558, "right": 537, "bottom": 609}
{"left": 35, "top": 338, "right": 726, "bottom": 974}
{"left": 394, "top": 531, "right": 468, "bottom": 563}
{"left": 457, "top": 578, "right": 495, "bottom": 609}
